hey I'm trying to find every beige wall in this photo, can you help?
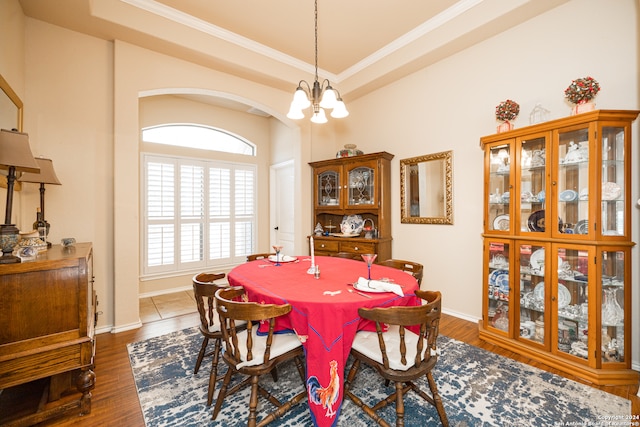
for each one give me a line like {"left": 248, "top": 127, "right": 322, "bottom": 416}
{"left": 7, "top": 0, "right": 640, "bottom": 366}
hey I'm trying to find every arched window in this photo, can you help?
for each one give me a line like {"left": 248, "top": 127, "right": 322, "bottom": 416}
{"left": 141, "top": 124, "right": 257, "bottom": 276}
{"left": 142, "top": 123, "right": 256, "bottom": 155}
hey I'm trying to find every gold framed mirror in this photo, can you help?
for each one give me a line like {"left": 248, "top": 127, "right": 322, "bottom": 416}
{"left": 400, "top": 150, "right": 453, "bottom": 224}
{"left": 1, "top": 74, "right": 25, "bottom": 190}
{"left": 0, "top": 74, "right": 23, "bottom": 132}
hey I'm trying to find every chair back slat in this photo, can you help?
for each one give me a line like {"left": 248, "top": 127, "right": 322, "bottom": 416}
{"left": 358, "top": 290, "right": 441, "bottom": 370}
{"left": 193, "top": 272, "right": 227, "bottom": 333}
{"left": 216, "top": 287, "right": 292, "bottom": 366}
{"left": 246, "top": 253, "right": 275, "bottom": 262}
{"left": 379, "top": 259, "right": 424, "bottom": 285}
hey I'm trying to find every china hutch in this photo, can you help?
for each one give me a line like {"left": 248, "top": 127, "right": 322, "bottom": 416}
{"left": 479, "top": 110, "right": 639, "bottom": 385}
{"left": 309, "top": 152, "right": 393, "bottom": 261}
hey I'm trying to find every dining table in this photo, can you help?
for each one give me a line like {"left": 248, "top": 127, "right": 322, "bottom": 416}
{"left": 227, "top": 255, "right": 421, "bottom": 427}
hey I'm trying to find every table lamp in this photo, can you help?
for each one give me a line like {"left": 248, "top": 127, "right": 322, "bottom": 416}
{"left": 0, "top": 129, "right": 40, "bottom": 263}
{"left": 18, "top": 157, "right": 62, "bottom": 247}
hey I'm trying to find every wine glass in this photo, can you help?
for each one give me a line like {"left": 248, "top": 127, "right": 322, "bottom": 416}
{"left": 361, "top": 253, "right": 377, "bottom": 280}
{"left": 272, "top": 245, "right": 283, "bottom": 266}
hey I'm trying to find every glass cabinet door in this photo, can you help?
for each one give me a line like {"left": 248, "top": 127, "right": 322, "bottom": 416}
{"left": 554, "top": 245, "right": 591, "bottom": 361}
{"left": 517, "top": 243, "right": 547, "bottom": 345}
{"left": 600, "top": 126, "right": 626, "bottom": 237}
{"left": 486, "top": 240, "right": 511, "bottom": 333}
{"left": 316, "top": 167, "right": 341, "bottom": 208}
{"left": 347, "top": 165, "right": 375, "bottom": 207}
{"left": 518, "top": 135, "right": 547, "bottom": 235}
{"left": 600, "top": 249, "right": 626, "bottom": 364}
{"left": 556, "top": 127, "right": 591, "bottom": 237}
{"left": 487, "top": 143, "right": 512, "bottom": 232}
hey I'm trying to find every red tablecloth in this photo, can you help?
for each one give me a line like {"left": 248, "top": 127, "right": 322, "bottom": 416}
{"left": 227, "top": 255, "right": 420, "bottom": 427}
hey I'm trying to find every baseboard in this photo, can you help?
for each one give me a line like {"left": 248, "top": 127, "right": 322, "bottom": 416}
{"left": 442, "top": 307, "right": 481, "bottom": 324}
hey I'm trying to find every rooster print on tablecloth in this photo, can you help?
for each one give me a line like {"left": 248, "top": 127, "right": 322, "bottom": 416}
{"left": 306, "top": 359, "right": 339, "bottom": 418}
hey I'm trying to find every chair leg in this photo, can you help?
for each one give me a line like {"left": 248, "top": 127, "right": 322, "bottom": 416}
{"left": 394, "top": 382, "right": 405, "bottom": 427}
{"left": 211, "top": 367, "right": 234, "bottom": 420}
{"left": 206, "top": 339, "right": 222, "bottom": 406}
{"left": 194, "top": 337, "right": 209, "bottom": 374}
{"left": 248, "top": 375, "right": 260, "bottom": 427}
{"left": 426, "top": 372, "right": 449, "bottom": 427}
{"left": 344, "top": 359, "right": 361, "bottom": 393}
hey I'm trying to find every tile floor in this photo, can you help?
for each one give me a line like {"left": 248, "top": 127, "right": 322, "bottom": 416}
{"left": 139, "top": 290, "right": 197, "bottom": 323}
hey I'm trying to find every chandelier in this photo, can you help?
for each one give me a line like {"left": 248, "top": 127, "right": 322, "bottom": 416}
{"left": 286, "top": 0, "right": 348, "bottom": 124}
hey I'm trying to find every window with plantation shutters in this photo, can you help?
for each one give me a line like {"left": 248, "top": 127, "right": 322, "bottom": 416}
{"left": 142, "top": 154, "right": 256, "bottom": 276}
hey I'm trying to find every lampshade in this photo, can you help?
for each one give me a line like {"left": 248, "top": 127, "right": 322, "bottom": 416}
{"left": 0, "top": 129, "right": 40, "bottom": 173}
{"left": 18, "top": 157, "right": 61, "bottom": 185}
{"left": 0, "top": 129, "right": 40, "bottom": 263}
{"left": 311, "top": 108, "right": 328, "bottom": 124}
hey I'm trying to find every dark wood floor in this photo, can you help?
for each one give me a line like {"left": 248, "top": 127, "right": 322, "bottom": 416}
{"left": 11, "top": 312, "right": 640, "bottom": 425}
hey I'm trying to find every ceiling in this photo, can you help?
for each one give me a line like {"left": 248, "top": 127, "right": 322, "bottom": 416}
{"left": 18, "top": 0, "right": 568, "bottom": 109}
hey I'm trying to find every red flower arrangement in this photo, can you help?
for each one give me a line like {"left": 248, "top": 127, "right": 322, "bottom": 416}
{"left": 495, "top": 99, "right": 520, "bottom": 122}
{"left": 564, "top": 76, "right": 600, "bottom": 104}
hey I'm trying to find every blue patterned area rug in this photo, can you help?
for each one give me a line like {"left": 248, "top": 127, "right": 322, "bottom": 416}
{"left": 127, "top": 327, "right": 630, "bottom": 427}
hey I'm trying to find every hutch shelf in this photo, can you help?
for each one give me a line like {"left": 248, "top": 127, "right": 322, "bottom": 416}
{"left": 479, "top": 110, "right": 639, "bottom": 385}
{"left": 309, "top": 152, "right": 394, "bottom": 261}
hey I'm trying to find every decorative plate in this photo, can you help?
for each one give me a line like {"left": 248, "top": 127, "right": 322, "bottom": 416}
{"left": 559, "top": 189, "right": 578, "bottom": 202}
{"left": 489, "top": 269, "right": 508, "bottom": 287}
{"left": 533, "top": 281, "right": 545, "bottom": 301}
{"left": 496, "top": 272, "right": 510, "bottom": 294}
{"left": 492, "top": 214, "right": 510, "bottom": 231}
{"left": 330, "top": 233, "right": 360, "bottom": 238}
{"left": 527, "top": 210, "right": 545, "bottom": 232}
{"left": 574, "top": 219, "right": 588, "bottom": 235}
{"left": 601, "top": 182, "right": 621, "bottom": 201}
{"left": 535, "top": 282, "right": 571, "bottom": 308}
{"left": 536, "top": 190, "right": 545, "bottom": 203}
{"left": 267, "top": 255, "right": 297, "bottom": 263}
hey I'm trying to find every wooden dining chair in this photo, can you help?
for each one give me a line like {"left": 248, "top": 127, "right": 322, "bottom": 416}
{"left": 379, "top": 259, "right": 424, "bottom": 285}
{"left": 192, "top": 272, "right": 245, "bottom": 406}
{"left": 213, "top": 286, "right": 307, "bottom": 426}
{"left": 344, "top": 290, "right": 448, "bottom": 427}
{"left": 246, "top": 253, "right": 275, "bottom": 262}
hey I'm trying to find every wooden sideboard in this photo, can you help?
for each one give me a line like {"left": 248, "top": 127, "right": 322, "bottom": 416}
{"left": 0, "top": 243, "right": 96, "bottom": 425}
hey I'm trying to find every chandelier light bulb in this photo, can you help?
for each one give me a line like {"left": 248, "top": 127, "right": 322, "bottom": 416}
{"left": 287, "top": 102, "right": 305, "bottom": 119}
{"left": 310, "top": 108, "right": 328, "bottom": 124}
{"left": 330, "top": 99, "right": 349, "bottom": 118}
{"left": 319, "top": 86, "right": 337, "bottom": 109}
{"left": 292, "top": 88, "right": 311, "bottom": 109}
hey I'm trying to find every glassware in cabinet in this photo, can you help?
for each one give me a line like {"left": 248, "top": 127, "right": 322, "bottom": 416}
{"left": 517, "top": 243, "right": 548, "bottom": 346}
{"left": 486, "top": 143, "right": 512, "bottom": 233}
{"left": 600, "top": 248, "right": 627, "bottom": 364}
{"left": 554, "top": 245, "right": 592, "bottom": 361}
{"left": 485, "top": 240, "right": 511, "bottom": 333}
{"left": 315, "top": 166, "right": 341, "bottom": 208}
{"left": 347, "top": 165, "right": 375, "bottom": 207}
{"left": 554, "top": 126, "right": 591, "bottom": 238}
{"left": 600, "top": 126, "right": 626, "bottom": 237}
{"left": 516, "top": 135, "right": 548, "bottom": 235}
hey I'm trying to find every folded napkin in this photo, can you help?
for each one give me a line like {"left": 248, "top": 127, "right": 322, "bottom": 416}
{"left": 356, "top": 277, "right": 404, "bottom": 296}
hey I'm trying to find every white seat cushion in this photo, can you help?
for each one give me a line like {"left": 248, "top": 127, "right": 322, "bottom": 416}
{"left": 226, "top": 329, "right": 302, "bottom": 369}
{"left": 351, "top": 325, "right": 429, "bottom": 371}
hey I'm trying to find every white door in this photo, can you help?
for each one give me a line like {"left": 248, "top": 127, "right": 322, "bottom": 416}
{"left": 271, "top": 161, "right": 295, "bottom": 256}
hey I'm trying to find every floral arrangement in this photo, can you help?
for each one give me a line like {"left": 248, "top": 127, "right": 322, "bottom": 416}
{"left": 564, "top": 76, "right": 600, "bottom": 104}
{"left": 495, "top": 99, "right": 520, "bottom": 122}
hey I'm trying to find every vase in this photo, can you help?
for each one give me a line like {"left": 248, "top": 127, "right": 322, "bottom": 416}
{"left": 496, "top": 121, "right": 514, "bottom": 133}
{"left": 571, "top": 101, "right": 595, "bottom": 116}
{"left": 602, "top": 287, "right": 624, "bottom": 326}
